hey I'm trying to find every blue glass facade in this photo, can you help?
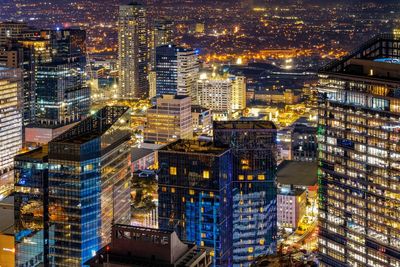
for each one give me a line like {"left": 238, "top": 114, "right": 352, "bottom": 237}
{"left": 156, "top": 45, "right": 178, "bottom": 96}
{"left": 158, "top": 140, "right": 233, "bottom": 266}
{"left": 14, "top": 106, "right": 132, "bottom": 267}
{"left": 213, "top": 121, "right": 278, "bottom": 266}
{"left": 47, "top": 106, "right": 132, "bottom": 266}
{"left": 14, "top": 146, "right": 49, "bottom": 266}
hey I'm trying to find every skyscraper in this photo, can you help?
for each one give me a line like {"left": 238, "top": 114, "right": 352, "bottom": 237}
{"left": 118, "top": 2, "right": 149, "bottom": 98}
{"left": 144, "top": 94, "right": 193, "bottom": 144}
{"left": 47, "top": 106, "right": 132, "bottom": 265}
{"left": 213, "top": 121, "right": 277, "bottom": 266}
{"left": 158, "top": 140, "right": 233, "bottom": 266}
{"left": 318, "top": 34, "right": 400, "bottom": 266}
{"left": 155, "top": 45, "right": 199, "bottom": 97}
{"left": 0, "top": 67, "right": 22, "bottom": 196}
{"left": 149, "top": 19, "right": 174, "bottom": 69}
{"left": 154, "top": 19, "right": 174, "bottom": 48}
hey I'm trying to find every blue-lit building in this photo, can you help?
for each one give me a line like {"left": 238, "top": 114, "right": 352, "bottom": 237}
{"left": 155, "top": 45, "right": 199, "bottom": 97}
{"left": 158, "top": 140, "right": 233, "bottom": 266}
{"left": 14, "top": 106, "right": 132, "bottom": 266}
{"left": 213, "top": 121, "right": 277, "bottom": 266}
{"left": 14, "top": 146, "right": 50, "bottom": 266}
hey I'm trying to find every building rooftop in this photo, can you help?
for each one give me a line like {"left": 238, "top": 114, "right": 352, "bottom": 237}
{"left": 320, "top": 34, "right": 400, "bottom": 81}
{"left": 191, "top": 105, "right": 210, "bottom": 113}
{"left": 213, "top": 120, "right": 276, "bottom": 130}
{"left": 131, "top": 147, "right": 155, "bottom": 162}
{"left": 277, "top": 160, "right": 318, "bottom": 186}
{"left": 160, "top": 140, "right": 229, "bottom": 156}
{"left": 278, "top": 187, "right": 306, "bottom": 197}
{"left": 0, "top": 196, "right": 14, "bottom": 235}
{"left": 51, "top": 106, "right": 129, "bottom": 144}
{"left": 86, "top": 224, "right": 212, "bottom": 267}
{"left": 15, "top": 145, "right": 48, "bottom": 162}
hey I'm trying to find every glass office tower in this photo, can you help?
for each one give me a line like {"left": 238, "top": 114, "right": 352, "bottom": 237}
{"left": 47, "top": 106, "right": 132, "bottom": 266}
{"left": 213, "top": 121, "right": 277, "bottom": 266}
{"left": 158, "top": 140, "right": 233, "bottom": 266}
{"left": 155, "top": 45, "right": 199, "bottom": 97}
{"left": 318, "top": 34, "right": 400, "bottom": 266}
{"left": 35, "top": 59, "right": 90, "bottom": 125}
{"left": 14, "top": 146, "right": 49, "bottom": 267}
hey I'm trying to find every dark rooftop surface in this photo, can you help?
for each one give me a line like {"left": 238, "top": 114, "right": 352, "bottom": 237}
{"left": 131, "top": 147, "right": 154, "bottom": 162}
{"left": 213, "top": 120, "right": 276, "bottom": 130}
{"left": 52, "top": 106, "right": 129, "bottom": 144}
{"left": 15, "top": 145, "right": 48, "bottom": 161}
{"left": 160, "top": 140, "right": 229, "bottom": 156}
{"left": 191, "top": 105, "right": 210, "bottom": 113}
{"left": 0, "top": 196, "right": 14, "bottom": 235}
{"left": 320, "top": 34, "right": 400, "bottom": 81}
{"left": 277, "top": 160, "right": 318, "bottom": 186}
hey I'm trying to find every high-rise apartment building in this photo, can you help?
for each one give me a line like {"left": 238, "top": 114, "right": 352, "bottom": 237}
{"left": 0, "top": 67, "right": 22, "bottom": 195}
{"left": 144, "top": 94, "right": 193, "bottom": 144}
{"left": 213, "top": 121, "right": 277, "bottom": 266}
{"left": 195, "top": 73, "right": 246, "bottom": 118}
{"left": 158, "top": 140, "right": 233, "bottom": 266}
{"left": 118, "top": 2, "right": 149, "bottom": 98}
{"left": 230, "top": 75, "right": 246, "bottom": 111}
{"left": 155, "top": 45, "right": 199, "bottom": 97}
{"left": 154, "top": 19, "right": 174, "bottom": 48}
{"left": 149, "top": 19, "right": 174, "bottom": 69}
{"left": 318, "top": 34, "right": 400, "bottom": 267}
{"left": 47, "top": 106, "right": 132, "bottom": 265}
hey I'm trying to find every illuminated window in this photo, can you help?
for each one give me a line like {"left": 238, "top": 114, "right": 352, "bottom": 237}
{"left": 170, "top": 167, "right": 177, "bottom": 175}
{"left": 201, "top": 241, "right": 205, "bottom": 246}
{"left": 203, "top": 170, "right": 210, "bottom": 179}
{"left": 201, "top": 233, "right": 206, "bottom": 238}
{"left": 162, "top": 187, "right": 167, "bottom": 192}
{"left": 189, "top": 189, "right": 195, "bottom": 195}
{"left": 248, "top": 247, "right": 253, "bottom": 253}
{"left": 210, "top": 192, "right": 214, "bottom": 197}
{"left": 171, "top": 188, "right": 175, "bottom": 193}
{"left": 238, "top": 175, "right": 244, "bottom": 180}
{"left": 247, "top": 175, "right": 253, "bottom": 180}
{"left": 260, "top": 239, "right": 265, "bottom": 245}
{"left": 182, "top": 197, "right": 185, "bottom": 202}
{"left": 258, "top": 175, "right": 265, "bottom": 180}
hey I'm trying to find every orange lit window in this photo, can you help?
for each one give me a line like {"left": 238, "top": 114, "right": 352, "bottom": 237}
{"left": 170, "top": 167, "right": 177, "bottom": 175}
{"left": 189, "top": 189, "right": 195, "bottom": 195}
{"left": 162, "top": 187, "right": 167, "bottom": 192}
{"left": 203, "top": 170, "right": 210, "bottom": 179}
{"left": 238, "top": 175, "right": 244, "bottom": 180}
{"left": 247, "top": 175, "right": 253, "bottom": 180}
{"left": 171, "top": 188, "right": 175, "bottom": 193}
{"left": 258, "top": 175, "right": 265, "bottom": 180}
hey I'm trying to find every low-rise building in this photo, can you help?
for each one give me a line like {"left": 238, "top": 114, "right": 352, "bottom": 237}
{"left": 191, "top": 105, "right": 212, "bottom": 135}
{"left": 86, "top": 224, "right": 213, "bottom": 267}
{"left": 277, "top": 188, "right": 306, "bottom": 229}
